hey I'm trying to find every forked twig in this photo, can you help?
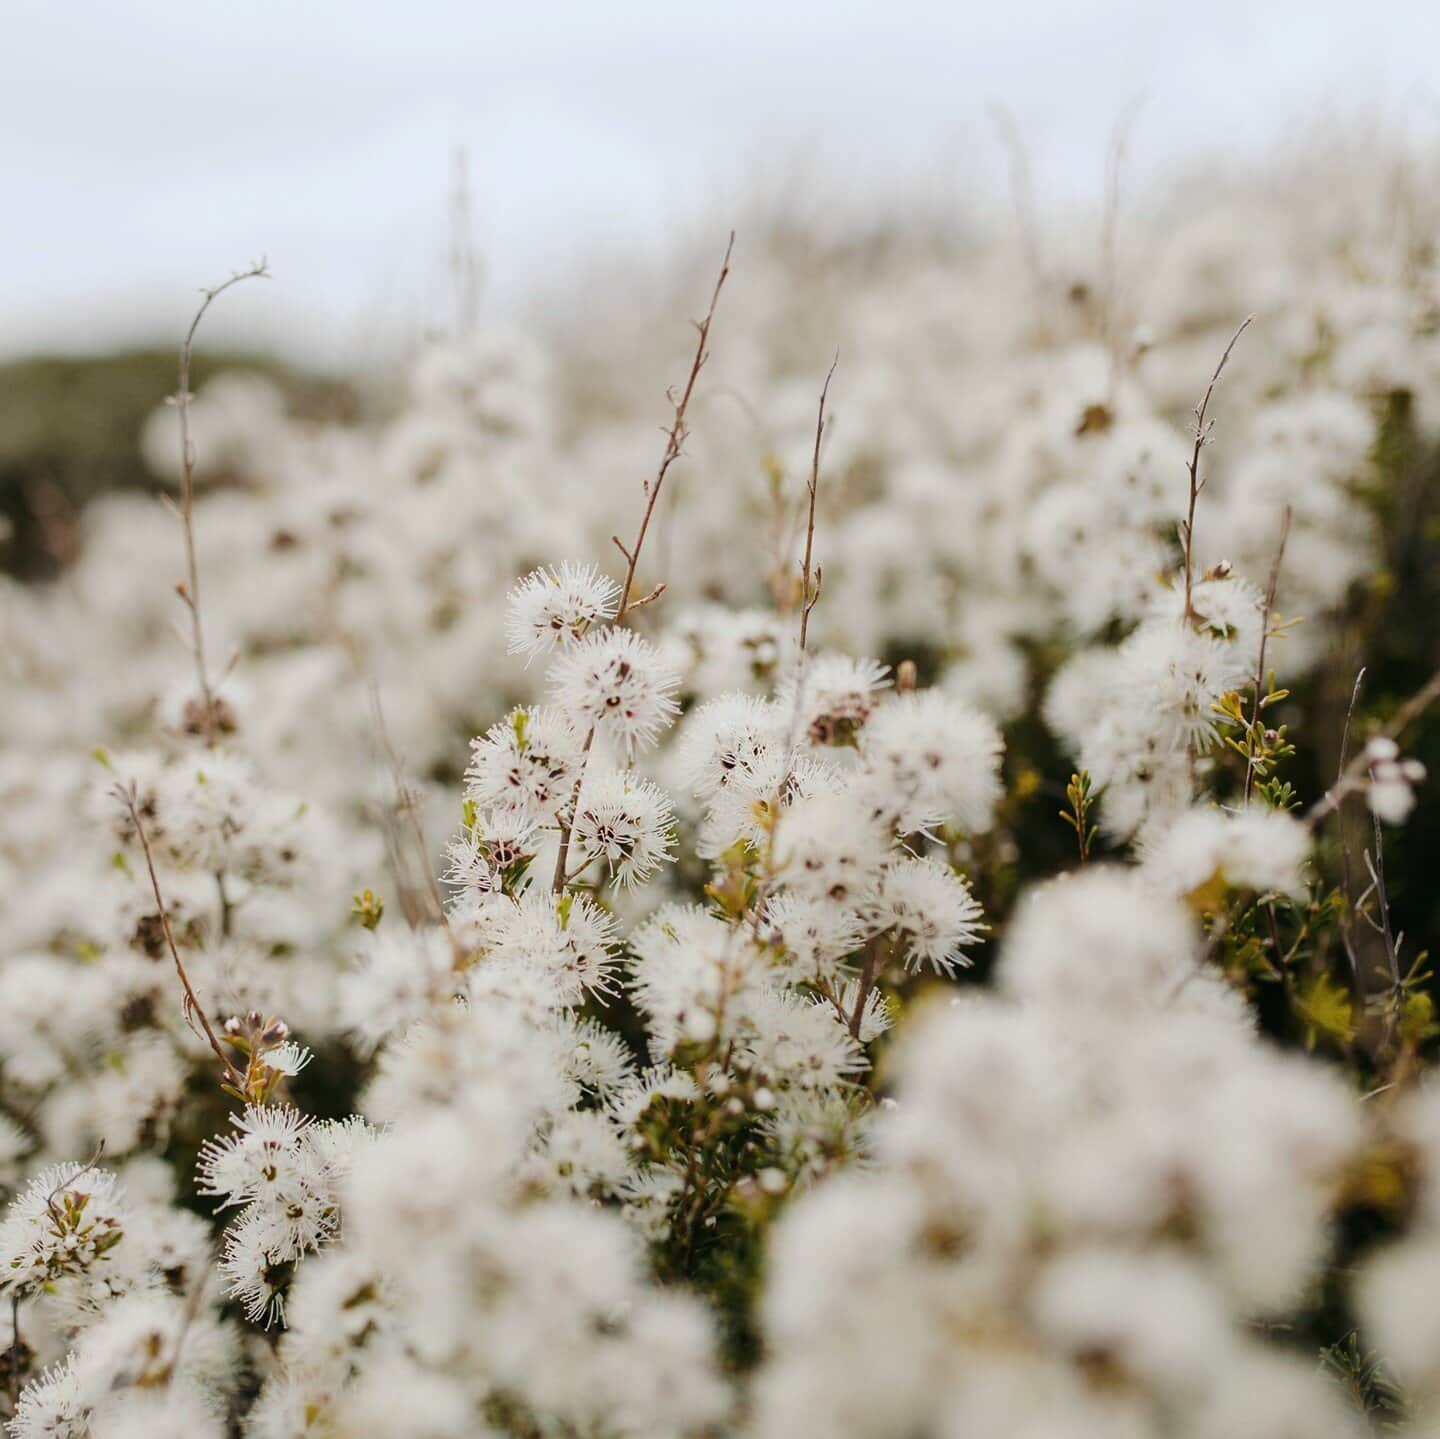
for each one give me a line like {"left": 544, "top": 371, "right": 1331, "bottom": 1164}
{"left": 1180, "top": 315, "right": 1253, "bottom": 623}
{"left": 612, "top": 232, "right": 734, "bottom": 623}
{"left": 170, "top": 260, "right": 270, "bottom": 746}
{"left": 799, "top": 352, "right": 839, "bottom": 653}
{"left": 1309, "top": 666, "right": 1440, "bottom": 828}
{"left": 113, "top": 783, "right": 243, "bottom": 1090}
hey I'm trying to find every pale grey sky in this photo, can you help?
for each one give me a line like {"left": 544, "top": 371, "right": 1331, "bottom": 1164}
{"left": 4, "top": 0, "right": 1438, "bottom": 366}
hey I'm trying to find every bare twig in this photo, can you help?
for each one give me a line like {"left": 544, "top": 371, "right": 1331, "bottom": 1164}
{"left": 1180, "top": 315, "right": 1253, "bottom": 623}
{"left": 1335, "top": 668, "right": 1367, "bottom": 984}
{"left": 848, "top": 935, "right": 885, "bottom": 1040}
{"left": 551, "top": 727, "right": 596, "bottom": 893}
{"left": 551, "top": 235, "right": 735, "bottom": 895}
{"left": 113, "top": 784, "right": 243, "bottom": 1090}
{"left": 799, "top": 352, "right": 838, "bottom": 654}
{"left": 1308, "top": 666, "right": 1440, "bottom": 828}
{"left": 172, "top": 260, "right": 269, "bottom": 746}
{"left": 43, "top": 1140, "right": 107, "bottom": 1224}
{"left": 613, "top": 232, "right": 733, "bottom": 623}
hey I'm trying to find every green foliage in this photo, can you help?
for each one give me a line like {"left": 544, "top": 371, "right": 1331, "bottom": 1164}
{"left": 1058, "top": 770, "right": 1097, "bottom": 864}
{"left": 351, "top": 889, "right": 384, "bottom": 931}
{"left": 1319, "top": 1331, "right": 1406, "bottom": 1429}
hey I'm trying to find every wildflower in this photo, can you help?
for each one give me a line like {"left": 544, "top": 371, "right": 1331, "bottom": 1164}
{"left": 549, "top": 628, "right": 681, "bottom": 757}
{"left": 506, "top": 562, "right": 621, "bottom": 662}
{"left": 874, "top": 856, "right": 985, "bottom": 975}
{"left": 1365, "top": 736, "right": 1426, "bottom": 825}
{"left": 569, "top": 769, "right": 676, "bottom": 887}
{"left": 780, "top": 654, "right": 890, "bottom": 748}
{"left": 856, "top": 689, "right": 1004, "bottom": 834}
{"left": 0, "top": 1163, "right": 126, "bottom": 1298}
{"left": 465, "top": 706, "right": 584, "bottom": 817}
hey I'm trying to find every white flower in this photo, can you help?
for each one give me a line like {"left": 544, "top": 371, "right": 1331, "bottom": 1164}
{"left": 776, "top": 789, "right": 888, "bottom": 905}
{"left": 445, "top": 810, "right": 538, "bottom": 896}
{"left": 742, "top": 987, "right": 866, "bottom": 1089}
{"left": 0, "top": 1162, "right": 127, "bottom": 1298}
{"left": 569, "top": 768, "right": 676, "bottom": 887}
{"left": 9, "top": 1355, "right": 86, "bottom": 1439}
{"left": 197, "top": 1105, "right": 311, "bottom": 1210}
{"left": 549, "top": 628, "right": 681, "bottom": 757}
{"left": 676, "top": 693, "right": 786, "bottom": 800}
{"left": 1366, "top": 743, "right": 1426, "bottom": 826}
{"left": 339, "top": 926, "right": 459, "bottom": 1051}
{"left": 856, "top": 690, "right": 1004, "bottom": 834}
{"left": 875, "top": 856, "right": 985, "bottom": 975}
{"left": 779, "top": 654, "right": 890, "bottom": 748}
{"left": 1139, "top": 806, "right": 1311, "bottom": 901}
{"left": 759, "top": 893, "right": 870, "bottom": 982}
{"left": 506, "top": 561, "right": 621, "bottom": 662}
{"left": 465, "top": 705, "right": 584, "bottom": 817}
{"left": 489, "top": 890, "right": 622, "bottom": 1003}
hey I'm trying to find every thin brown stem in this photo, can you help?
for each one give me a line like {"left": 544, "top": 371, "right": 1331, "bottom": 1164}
{"left": 115, "top": 783, "right": 244, "bottom": 1090}
{"left": 613, "top": 232, "right": 733, "bottom": 623}
{"left": 552, "top": 727, "right": 596, "bottom": 893}
{"left": 1180, "top": 314, "right": 1253, "bottom": 624}
{"left": 849, "top": 935, "right": 886, "bottom": 1040}
{"left": 1335, "top": 668, "right": 1367, "bottom": 986}
{"left": 799, "top": 352, "right": 838, "bottom": 654}
{"left": 1308, "top": 666, "right": 1440, "bottom": 828}
{"left": 173, "top": 261, "right": 269, "bottom": 747}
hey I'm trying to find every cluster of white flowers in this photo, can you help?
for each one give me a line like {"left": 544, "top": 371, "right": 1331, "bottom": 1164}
{"left": 1, "top": 139, "right": 1439, "bottom": 1437}
{"left": 752, "top": 870, "right": 1364, "bottom": 1439}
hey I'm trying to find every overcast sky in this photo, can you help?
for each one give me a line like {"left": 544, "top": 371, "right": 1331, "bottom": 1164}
{"left": 5, "top": 0, "right": 1439, "bottom": 367}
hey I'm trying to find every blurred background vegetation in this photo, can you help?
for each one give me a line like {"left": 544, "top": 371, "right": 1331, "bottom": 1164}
{"left": 0, "top": 353, "right": 354, "bottom": 581}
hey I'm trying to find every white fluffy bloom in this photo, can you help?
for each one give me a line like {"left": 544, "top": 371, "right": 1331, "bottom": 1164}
{"left": 0, "top": 1162, "right": 127, "bottom": 1298}
{"left": 630, "top": 905, "right": 760, "bottom": 1055}
{"left": 464, "top": 705, "right": 584, "bottom": 817}
{"left": 856, "top": 690, "right": 1004, "bottom": 834}
{"left": 197, "top": 1105, "right": 311, "bottom": 1211}
{"left": 759, "top": 893, "right": 870, "bottom": 982}
{"left": 549, "top": 627, "right": 681, "bottom": 756}
{"left": 776, "top": 789, "right": 888, "bottom": 905}
{"left": 1140, "top": 806, "right": 1311, "bottom": 901}
{"left": 741, "top": 987, "right": 866, "bottom": 1089}
{"left": 780, "top": 654, "right": 890, "bottom": 748}
{"left": 1365, "top": 737, "right": 1426, "bottom": 825}
{"left": 444, "top": 810, "right": 538, "bottom": 897}
{"left": 339, "top": 925, "right": 459, "bottom": 1051}
{"left": 204, "top": 1109, "right": 373, "bottom": 1325}
{"left": 506, "top": 561, "right": 621, "bottom": 661}
{"left": 999, "top": 867, "right": 1241, "bottom": 1026}
{"left": 569, "top": 768, "right": 676, "bottom": 887}
{"left": 874, "top": 856, "right": 985, "bottom": 975}
{"left": 676, "top": 693, "right": 786, "bottom": 800}
{"left": 488, "top": 889, "right": 621, "bottom": 1003}
{"left": 9, "top": 1356, "right": 87, "bottom": 1439}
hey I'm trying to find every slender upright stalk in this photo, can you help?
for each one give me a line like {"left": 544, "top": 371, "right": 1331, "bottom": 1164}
{"left": 1180, "top": 315, "right": 1252, "bottom": 624}
{"left": 171, "top": 261, "right": 269, "bottom": 746}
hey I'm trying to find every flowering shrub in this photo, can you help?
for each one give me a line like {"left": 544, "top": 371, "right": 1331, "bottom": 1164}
{"left": 2, "top": 152, "right": 1440, "bottom": 1437}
